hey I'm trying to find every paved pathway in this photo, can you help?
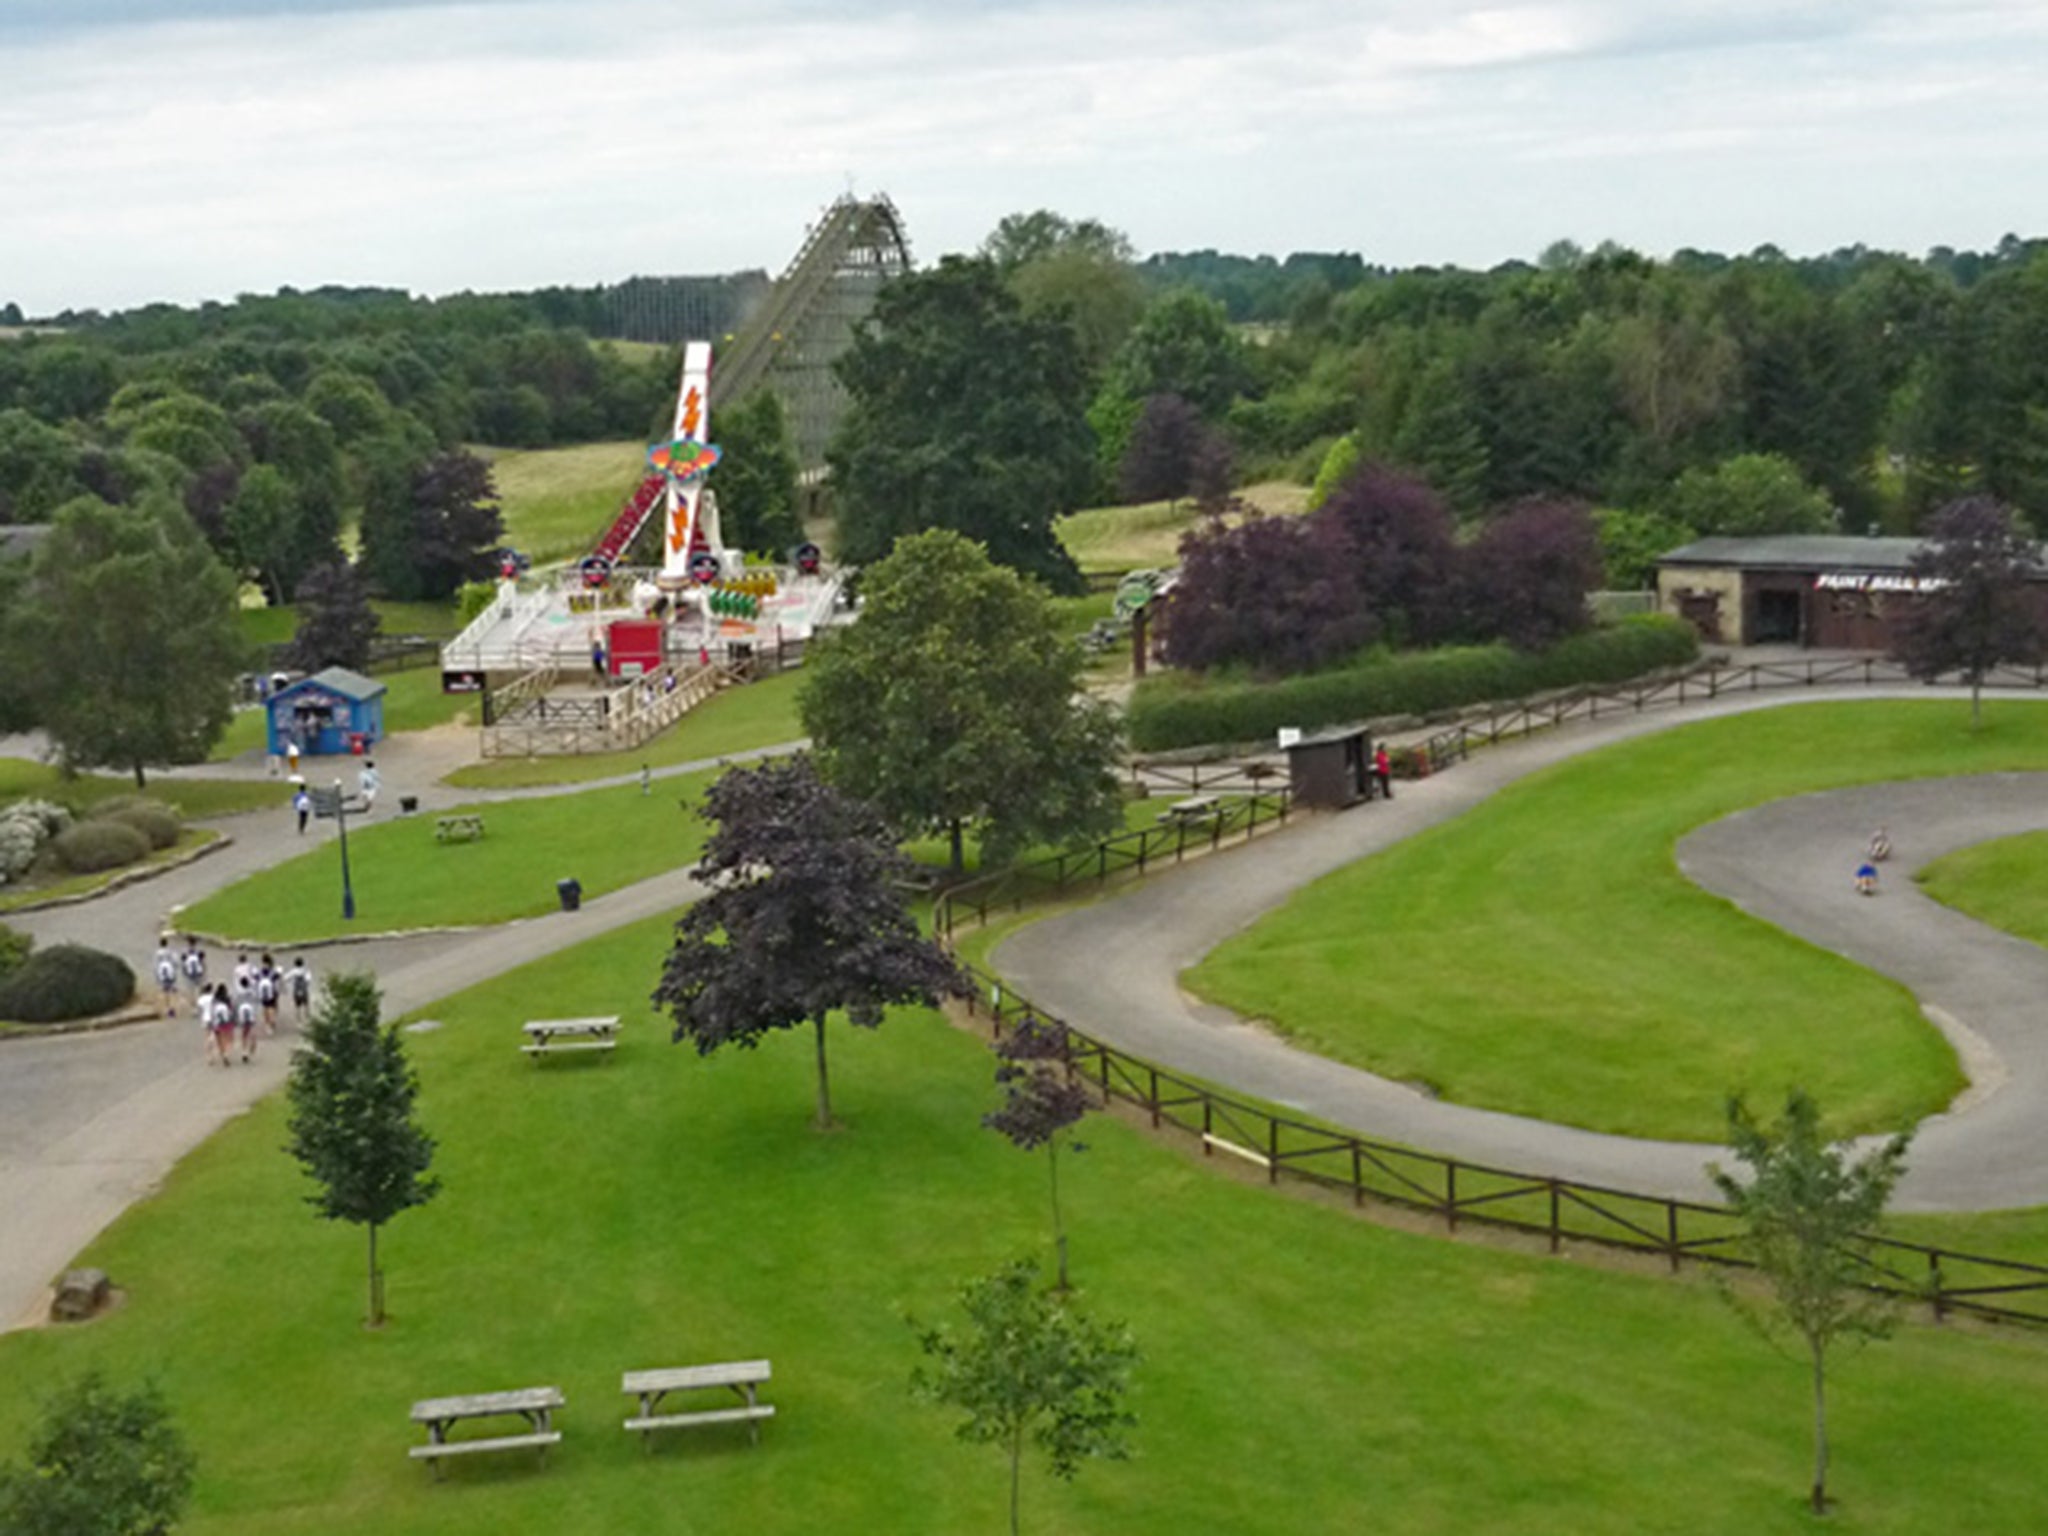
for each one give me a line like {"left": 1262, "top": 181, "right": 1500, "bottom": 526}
{"left": 0, "top": 732, "right": 806, "bottom": 1331}
{"left": 996, "top": 687, "right": 2048, "bottom": 1216}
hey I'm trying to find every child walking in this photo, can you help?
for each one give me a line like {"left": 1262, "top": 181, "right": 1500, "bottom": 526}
{"left": 288, "top": 957, "right": 313, "bottom": 1022}
{"left": 257, "top": 953, "right": 280, "bottom": 1035}
{"left": 154, "top": 940, "right": 179, "bottom": 1018}
{"left": 207, "top": 983, "right": 235, "bottom": 1066}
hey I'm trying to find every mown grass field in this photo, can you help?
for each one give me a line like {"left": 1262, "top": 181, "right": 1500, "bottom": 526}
{"left": 1186, "top": 701, "right": 2048, "bottom": 1144}
{"left": 0, "top": 827, "right": 220, "bottom": 914}
{"left": 1919, "top": 831, "right": 2048, "bottom": 947}
{"left": 444, "top": 672, "right": 805, "bottom": 791}
{"left": 484, "top": 440, "right": 648, "bottom": 566}
{"left": 1054, "top": 481, "right": 1308, "bottom": 576}
{"left": 0, "top": 760, "right": 283, "bottom": 820}
{"left": 4, "top": 912, "right": 2048, "bottom": 1534}
{"left": 180, "top": 772, "right": 718, "bottom": 943}
{"left": 237, "top": 600, "right": 463, "bottom": 651}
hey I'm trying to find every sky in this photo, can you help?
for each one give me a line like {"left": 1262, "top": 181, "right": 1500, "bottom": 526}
{"left": 3, "top": 0, "right": 2046, "bottom": 313}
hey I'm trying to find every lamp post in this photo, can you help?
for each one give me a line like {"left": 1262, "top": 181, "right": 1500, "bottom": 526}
{"left": 333, "top": 778, "right": 356, "bottom": 921}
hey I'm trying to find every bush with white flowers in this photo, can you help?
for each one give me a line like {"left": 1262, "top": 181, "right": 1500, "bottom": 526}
{"left": 0, "top": 798, "right": 74, "bottom": 884}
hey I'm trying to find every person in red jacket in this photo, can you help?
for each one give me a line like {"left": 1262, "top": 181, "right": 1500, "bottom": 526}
{"left": 1373, "top": 745, "right": 1394, "bottom": 800}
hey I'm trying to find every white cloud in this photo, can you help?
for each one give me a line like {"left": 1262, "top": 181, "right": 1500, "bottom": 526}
{"left": 0, "top": 0, "right": 2044, "bottom": 311}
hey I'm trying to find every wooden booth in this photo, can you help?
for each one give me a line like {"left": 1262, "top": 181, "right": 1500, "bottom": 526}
{"left": 266, "top": 667, "right": 387, "bottom": 758}
{"left": 1283, "top": 725, "right": 1371, "bottom": 810}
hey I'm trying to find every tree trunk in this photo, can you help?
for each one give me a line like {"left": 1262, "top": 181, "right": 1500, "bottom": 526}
{"left": 1009, "top": 1423, "right": 1024, "bottom": 1536}
{"left": 1971, "top": 678, "right": 1984, "bottom": 732}
{"left": 812, "top": 1014, "right": 834, "bottom": 1129}
{"left": 948, "top": 818, "right": 965, "bottom": 878}
{"left": 1809, "top": 1339, "right": 1829, "bottom": 1515}
{"left": 1049, "top": 1141, "right": 1069, "bottom": 1292}
{"left": 133, "top": 761, "right": 147, "bottom": 789}
{"left": 367, "top": 1220, "right": 381, "bottom": 1328}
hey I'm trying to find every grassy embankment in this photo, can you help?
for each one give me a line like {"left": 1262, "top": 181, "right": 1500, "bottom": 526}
{"left": 4, "top": 910, "right": 2048, "bottom": 1534}
{"left": 1185, "top": 701, "right": 2048, "bottom": 1145}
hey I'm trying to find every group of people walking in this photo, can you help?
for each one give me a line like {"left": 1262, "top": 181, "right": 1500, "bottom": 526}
{"left": 151, "top": 938, "right": 314, "bottom": 1065}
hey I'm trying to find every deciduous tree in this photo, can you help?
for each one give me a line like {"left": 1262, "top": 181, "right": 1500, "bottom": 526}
{"left": 1116, "top": 393, "right": 1204, "bottom": 505}
{"left": 285, "top": 972, "right": 439, "bottom": 1327}
{"left": 1162, "top": 512, "right": 1371, "bottom": 675}
{"left": 911, "top": 1258, "right": 1137, "bottom": 1536}
{"left": 983, "top": 1015, "right": 1095, "bottom": 1292}
{"left": 830, "top": 258, "right": 1094, "bottom": 592}
{"left": 1108, "top": 288, "right": 1251, "bottom": 418}
{"left": 1709, "top": 1091, "right": 1910, "bottom": 1517}
{"left": 801, "top": 530, "right": 1123, "bottom": 873}
{"left": 4, "top": 494, "right": 242, "bottom": 785}
{"left": 358, "top": 446, "right": 504, "bottom": 601}
{"left": 1891, "top": 495, "right": 2047, "bottom": 728}
{"left": 712, "top": 388, "right": 803, "bottom": 554}
{"left": 0, "top": 1373, "right": 195, "bottom": 1536}
{"left": 287, "top": 561, "right": 382, "bottom": 673}
{"left": 1662, "top": 452, "right": 1835, "bottom": 538}
{"left": 1460, "top": 498, "right": 1602, "bottom": 650}
{"left": 653, "top": 756, "right": 963, "bottom": 1128}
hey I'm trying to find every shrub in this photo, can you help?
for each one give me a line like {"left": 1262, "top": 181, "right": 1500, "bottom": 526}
{"left": 49, "top": 820, "right": 152, "bottom": 874}
{"left": 101, "top": 803, "right": 181, "bottom": 851}
{"left": 1127, "top": 614, "right": 1699, "bottom": 750}
{"left": 0, "top": 943, "right": 134, "bottom": 1022}
{"left": 0, "top": 798, "right": 72, "bottom": 883}
{"left": 0, "top": 922, "right": 31, "bottom": 984}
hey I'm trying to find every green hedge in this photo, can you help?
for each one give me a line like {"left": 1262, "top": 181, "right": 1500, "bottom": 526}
{"left": 1127, "top": 614, "right": 1699, "bottom": 751}
{"left": 0, "top": 943, "right": 134, "bottom": 1023}
{"left": 51, "top": 820, "right": 152, "bottom": 874}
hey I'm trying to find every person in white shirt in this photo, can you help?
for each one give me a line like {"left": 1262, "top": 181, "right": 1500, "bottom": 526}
{"left": 359, "top": 760, "right": 381, "bottom": 812}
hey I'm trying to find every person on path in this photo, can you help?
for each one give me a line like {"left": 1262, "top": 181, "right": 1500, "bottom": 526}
{"left": 153, "top": 941, "right": 179, "bottom": 1018}
{"left": 1373, "top": 745, "right": 1394, "bottom": 800}
{"left": 293, "top": 785, "right": 312, "bottom": 835}
{"left": 1869, "top": 825, "right": 1892, "bottom": 862}
{"left": 1855, "top": 860, "right": 1880, "bottom": 896}
{"left": 207, "top": 983, "right": 235, "bottom": 1066}
{"left": 257, "top": 954, "right": 280, "bottom": 1035}
{"left": 591, "top": 638, "right": 607, "bottom": 683}
{"left": 285, "top": 735, "right": 301, "bottom": 778}
{"left": 235, "top": 986, "right": 259, "bottom": 1063}
{"left": 233, "top": 952, "right": 252, "bottom": 993}
{"left": 180, "top": 937, "right": 206, "bottom": 1000}
{"left": 640, "top": 763, "right": 651, "bottom": 796}
{"left": 359, "top": 760, "right": 380, "bottom": 813}
{"left": 288, "top": 957, "right": 313, "bottom": 1022}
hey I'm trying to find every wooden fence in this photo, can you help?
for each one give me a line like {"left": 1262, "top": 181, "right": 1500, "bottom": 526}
{"left": 958, "top": 967, "right": 2048, "bottom": 1329}
{"left": 934, "top": 789, "right": 1294, "bottom": 939}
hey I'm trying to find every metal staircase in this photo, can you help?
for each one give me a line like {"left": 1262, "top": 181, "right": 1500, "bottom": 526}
{"left": 588, "top": 472, "right": 667, "bottom": 571}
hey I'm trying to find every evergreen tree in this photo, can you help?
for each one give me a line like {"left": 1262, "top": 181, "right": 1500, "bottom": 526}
{"left": 287, "top": 561, "right": 382, "bottom": 673}
{"left": 285, "top": 972, "right": 439, "bottom": 1326}
{"left": 712, "top": 388, "right": 803, "bottom": 554}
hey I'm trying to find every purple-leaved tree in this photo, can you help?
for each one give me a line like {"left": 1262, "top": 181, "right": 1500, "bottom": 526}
{"left": 1891, "top": 495, "right": 2047, "bottom": 730}
{"left": 982, "top": 1015, "right": 1096, "bottom": 1292}
{"left": 653, "top": 756, "right": 965, "bottom": 1128}
{"left": 1317, "top": 463, "right": 1462, "bottom": 647}
{"left": 1459, "top": 497, "right": 1602, "bottom": 650}
{"left": 1162, "top": 512, "right": 1373, "bottom": 675}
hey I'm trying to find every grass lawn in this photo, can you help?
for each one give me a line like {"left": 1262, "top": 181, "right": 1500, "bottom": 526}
{"left": 4, "top": 915, "right": 2048, "bottom": 1533}
{"left": 181, "top": 772, "right": 717, "bottom": 943}
{"left": 1185, "top": 701, "right": 2048, "bottom": 1144}
{"left": 237, "top": 601, "right": 462, "bottom": 651}
{"left": 1919, "top": 831, "right": 2048, "bottom": 947}
{"left": 484, "top": 439, "right": 648, "bottom": 566}
{"left": 0, "top": 760, "right": 283, "bottom": 820}
{"left": 0, "top": 827, "right": 220, "bottom": 914}
{"left": 212, "top": 669, "right": 479, "bottom": 763}
{"left": 443, "top": 672, "right": 805, "bottom": 791}
{"left": 1054, "top": 481, "right": 1307, "bottom": 576}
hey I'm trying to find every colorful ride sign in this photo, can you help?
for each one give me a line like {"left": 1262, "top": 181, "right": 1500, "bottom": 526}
{"left": 648, "top": 438, "right": 721, "bottom": 482}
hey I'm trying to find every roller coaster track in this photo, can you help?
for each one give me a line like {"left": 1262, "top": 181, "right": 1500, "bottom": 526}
{"left": 712, "top": 195, "right": 913, "bottom": 469}
{"left": 584, "top": 196, "right": 913, "bottom": 567}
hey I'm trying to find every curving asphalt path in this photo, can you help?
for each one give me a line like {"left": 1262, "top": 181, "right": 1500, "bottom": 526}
{"left": 995, "top": 688, "right": 2048, "bottom": 1216}
{"left": 0, "top": 736, "right": 808, "bottom": 1331}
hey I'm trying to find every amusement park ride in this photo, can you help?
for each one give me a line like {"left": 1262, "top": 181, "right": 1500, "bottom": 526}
{"left": 439, "top": 195, "right": 913, "bottom": 757}
{"left": 438, "top": 341, "right": 846, "bottom": 758}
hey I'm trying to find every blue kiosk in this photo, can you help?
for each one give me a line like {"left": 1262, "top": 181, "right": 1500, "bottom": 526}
{"left": 266, "top": 667, "right": 387, "bottom": 758}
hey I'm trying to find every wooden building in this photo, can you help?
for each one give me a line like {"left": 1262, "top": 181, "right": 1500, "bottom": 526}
{"left": 1283, "top": 725, "right": 1372, "bottom": 810}
{"left": 1654, "top": 535, "right": 1987, "bottom": 650}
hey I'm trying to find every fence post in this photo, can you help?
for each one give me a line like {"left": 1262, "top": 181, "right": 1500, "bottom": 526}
{"left": 1268, "top": 1119, "right": 1281, "bottom": 1184}
{"left": 1445, "top": 1162, "right": 1458, "bottom": 1233}
{"left": 1352, "top": 1143, "right": 1364, "bottom": 1207}
{"left": 1928, "top": 1250, "right": 1946, "bottom": 1322}
{"left": 1148, "top": 1066, "right": 1160, "bottom": 1128}
{"left": 1666, "top": 1202, "right": 1682, "bottom": 1273}
{"left": 1202, "top": 1098, "right": 1213, "bottom": 1154}
{"left": 1549, "top": 1180, "right": 1562, "bottom": 1254}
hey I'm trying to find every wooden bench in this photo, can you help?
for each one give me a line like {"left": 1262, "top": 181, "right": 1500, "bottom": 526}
{"left": 436, "top": 814, "right": 486, "bottom": 843}
{"left": 621, "top": 1360, "right": 774, "bottom": 1448}
{"left": 1157, "top": 795, "right": 1222, "bottom": 828}
{"left": 409, "top": 1386, "right": 563, "bottom": 1477}
{"left": 521, "top": 1016, "right": 622, "bottom": 1060}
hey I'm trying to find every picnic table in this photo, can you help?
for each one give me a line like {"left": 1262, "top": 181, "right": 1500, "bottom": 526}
{"left": 436, "top": 814, "right": 486, "bottom": 842}
{"left": 521, "top": 1016, "right": 622, "bottom": 1060}
{"left": 409, "top": 1385, "right": 563, "bottom": 1476}
{"left": 621, "top": 1360, "right": 775, "bottom": 1448}
{"left": 1157, "top": 794, "right": 1222, "bottom": 828}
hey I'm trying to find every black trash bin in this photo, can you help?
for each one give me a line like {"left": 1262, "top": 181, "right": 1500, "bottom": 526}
{"left": 556, "top": 878, "right": 582, "bottom": 913}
